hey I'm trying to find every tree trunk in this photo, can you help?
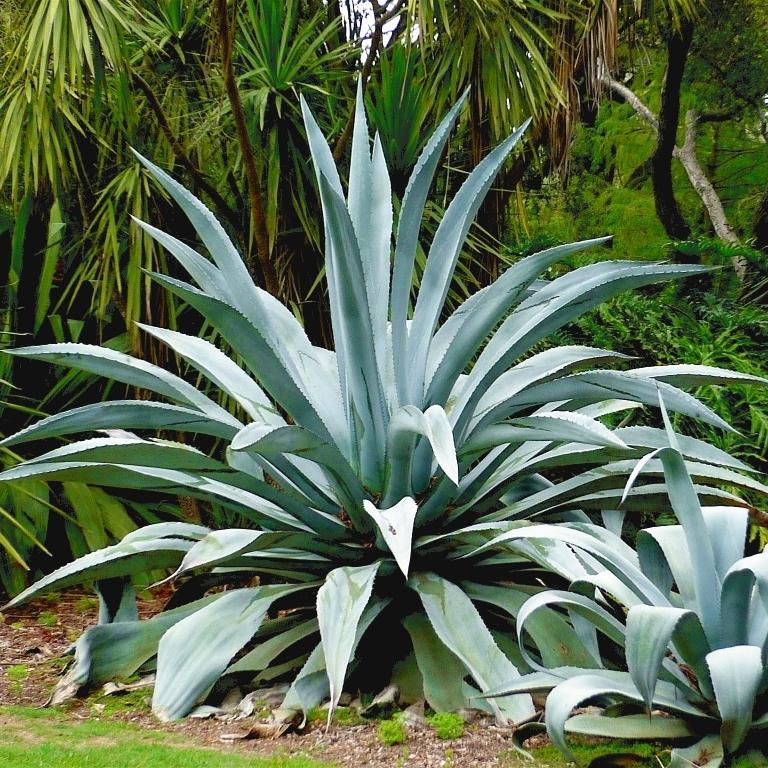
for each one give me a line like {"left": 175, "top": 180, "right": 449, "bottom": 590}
{"left": 215, "top": 0, "right": 280, "bottom": 297}
{"left": 599, "top": 67, "right": 744, "bottom": 278}
{"left": 754, "top": 183, "right": 768, "bottom": 251}
{"left": 651, "top": 19, "right": 694, "bottom": 240}
{"left": 676, "top": 111, "right": 739, "bottom": 244}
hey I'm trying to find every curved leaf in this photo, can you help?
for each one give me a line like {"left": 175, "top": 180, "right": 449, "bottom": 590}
{"left": 153, "top": 584, "right": 307, "bottom": 720}
{"left": 390, "top": 92, "right": 467, "bottom": 404}
{"left": 6, "top": 344, "right": 237, "bottom": 425}
{"left": 409, "top": 571, "right": 534, "bottom": 724}
{"left": 0, "top": 401, "right": 239, "bottom": 447}
{"left": 363, "top": 497, "right": 418, "bottom": 577}
{"left": 706, "top": 645, "right": 763, "bottom": 753}
{"left": 407, "top": 120, "right": 530, "bottom": 404}
{"left": 384, "top": 404, "right": 458, "bottom": 504}
{"left": 317, "top": 562, "right": 380, "bottom": 723}
{"left": 4, "top": 537, "right": 192, "bottom": 609}
{"left": 626, "top": 605, "right": 711, "bottom": 708}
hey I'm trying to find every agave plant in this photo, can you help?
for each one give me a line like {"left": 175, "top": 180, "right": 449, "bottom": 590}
{"left": 0, "top": 90, "right": 760, "bottom": 724}
{"left": 481, "top": 400, "right": 768, "bottom": 766}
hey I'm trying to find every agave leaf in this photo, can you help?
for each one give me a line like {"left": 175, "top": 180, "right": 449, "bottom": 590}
{"left": 564, "top": 713, "right": 696, "bottom": 740}
{"left": 233, "top": 452, "right": 337, "bottom": 514}
{"left": 544, "top": 673, "right": 712, "bottom": 760}
{"left": 95, "top": 577, "right": 139, "bottom": 624}
{"left": 149, "top": 272, "right": 344, "bottom": 451}
{"left": 403, "top": 612, "right": 472, "bottom": 712}
{"left": 130, "top": 218, "right": 228, "bottom": 296}
{"left": 132, "top": 151, "right": 254, "bottom": 296}
{"left": 3, "top": 537, "right": 192, "bottom": 609}
{"left": 281, "top": 595, "right": 389, "bottom": 722}
{"left": 697, "top": 507, "right": 750, "bottom": 581}
{"left": 407, "top": 120, "right": 530, "bottom": 405}
{"left": 229, "top": 422, "right": 365, "bottom": 530}
{"left": 656, "top": 447, "right": 722, "bottom": 644}
{"left": 481, "top": 669, "right": 571, "bottom": 698}
{"left": 153, "top": 584, "right": 308, "bottom": 721}
{"left": 621, "top": 457, "right": 768, "bottom": 503}
{"left": 122, "top": 523, "right": 210, "bottom": 543}
{"left": 0, "top": 462, "right": 313, "bottom": 532}
{"left": 463, "top": 412, "right": 629, "bottom": 457}
{"left": 452, "top": 262, "right": 716, "bottom": 436}
{"left": 484, "top": 370, "right": 733, "bottom": 435}
{"left": 635, "top": 529, "right": 675, "bottom": 599}
{"left": 5, "top": 344, "right": 239, "bottom": 425}
{"left": 138, "top": 324, "right": 281, "bottom": 424}
{"left": 317, "top": 562, "right": 380, "bottom": 724}
{"left": 631, "top": 364, "right": 767, "bottom": 388}
{"left": 625, "top": 605, "right": 712, "bottom": 708}
{"left": 706, "top": 645, "right": 763, "bottom": 753}
{"left": 0, "top": 401, "right": 240, "bottom": 447}
{"left": 282, "top": 643, "right": 328, "bottom": 720}
{"left": 616, "top": 427, "right": 752, "bottom": 472}
{"left": 166, "top": 528, "right": 316, "bottom": 581}
{"left": 384, "top": 404, "right": 458, "bottom": 504}
{"left": 477, "top": 524, "right": 667, "bottom": 606}
{"left": 22, "top": 437, "right": 226, "bottom": 472}
{"left": 490, "top": 461, "right": 744, "bottom": 521}
{"left": 363, "top": 497, "right": 418, "bottom": 577}
{"left": 347, "top": 84, "right": 392, "bottom": 382}
{"left": 427, "top": 239, "right": 613, "bottom": 406}
{"left": 409, "top": 572, "right": 534, "bottom": 724}
{"left": 300, "top": 95, "right": 352, "bottom": 433}
{"left": 316, "top": 172, "right": 388, "bottom": 488}
{"left": 467, "top": 346, "right": 632, "bottom": 433}
{"left": 62, "top": 594, "right": 222, "bottom": 694}
{"left": 303, "top": 94, "right": 388, "bottom": 478}
{"left": 668, "top": 735, "right": 724, "bottom": 768}
{"left": 462, "top": 582, "right": 599, "bottom": 670}
{"left": 721, "top": 552, "right": 768, "bottom": 646}
{"left": 227, "top": 617, "right": 319, "bottom": 675}
{"left": 391, "top": 92, "right": 467, "bottom": 404}
{"left": 515, "top": 590, "right": 626, "bottom": 673}
{"left": 497, "top": 427, "right": 750, "bottom": 485}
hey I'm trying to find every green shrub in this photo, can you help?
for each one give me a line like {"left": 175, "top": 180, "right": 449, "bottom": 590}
{"left": 426, "top": 712, "right": 464, "bottom": 740}
{"left": 0, "top": 91, "right": 757, "bottom": 727}
{"left": 37, "top": 611, "right": 58, "bottom": 627}
{"left": 378, "top": 717, "right": 407, "bottom": 746}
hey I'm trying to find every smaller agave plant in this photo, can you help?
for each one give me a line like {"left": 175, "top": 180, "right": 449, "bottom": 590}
{"left": 0, "top": 88, "right": 761, "bottom": 725}
{"left": 481, "top": 399, "right": 768, "bottom": 767}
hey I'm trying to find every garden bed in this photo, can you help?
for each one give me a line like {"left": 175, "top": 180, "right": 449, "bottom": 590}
{"left": 0, "top": 591, "right": 667, "bottom": 768}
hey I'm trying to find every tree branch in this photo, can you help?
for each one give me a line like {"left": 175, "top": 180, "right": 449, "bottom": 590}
{"left": 599, "top": 71, "right": 659, "bottom": 131}
{"left": 698, "top": 109, "right": 738, "bottom": 124}
{"left": 600, "top": 64, "right": 743, "bottom": 271}
{"left": 332, "top": 0, "right": 406, "bottom": 163}
{"left": 215, "top": 0, "right": 279, "bottom": 296}
{"left": 132, "top": 72, "right": 241, "bottom": 233}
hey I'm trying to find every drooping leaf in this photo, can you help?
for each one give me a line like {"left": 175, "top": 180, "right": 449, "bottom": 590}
{"left": 153, "top": 584, "right": 307, "bottom": 721}
{"left": 364, "top": 497, "right": 418, "bottom": 577}
{"left": 409, "top": 572, "right": 534, "bottom": 723}
{"left": 316, "top": 563, "right": 380, "bottom": 723}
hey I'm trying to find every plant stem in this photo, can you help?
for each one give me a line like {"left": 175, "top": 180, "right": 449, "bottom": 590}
{"left": 215, "top": 0, "right": 280, "bottom": 296}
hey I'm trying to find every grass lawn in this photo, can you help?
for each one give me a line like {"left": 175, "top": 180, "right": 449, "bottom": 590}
{"left": 0, "top": 706, "right": 332, "bottom": 768}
